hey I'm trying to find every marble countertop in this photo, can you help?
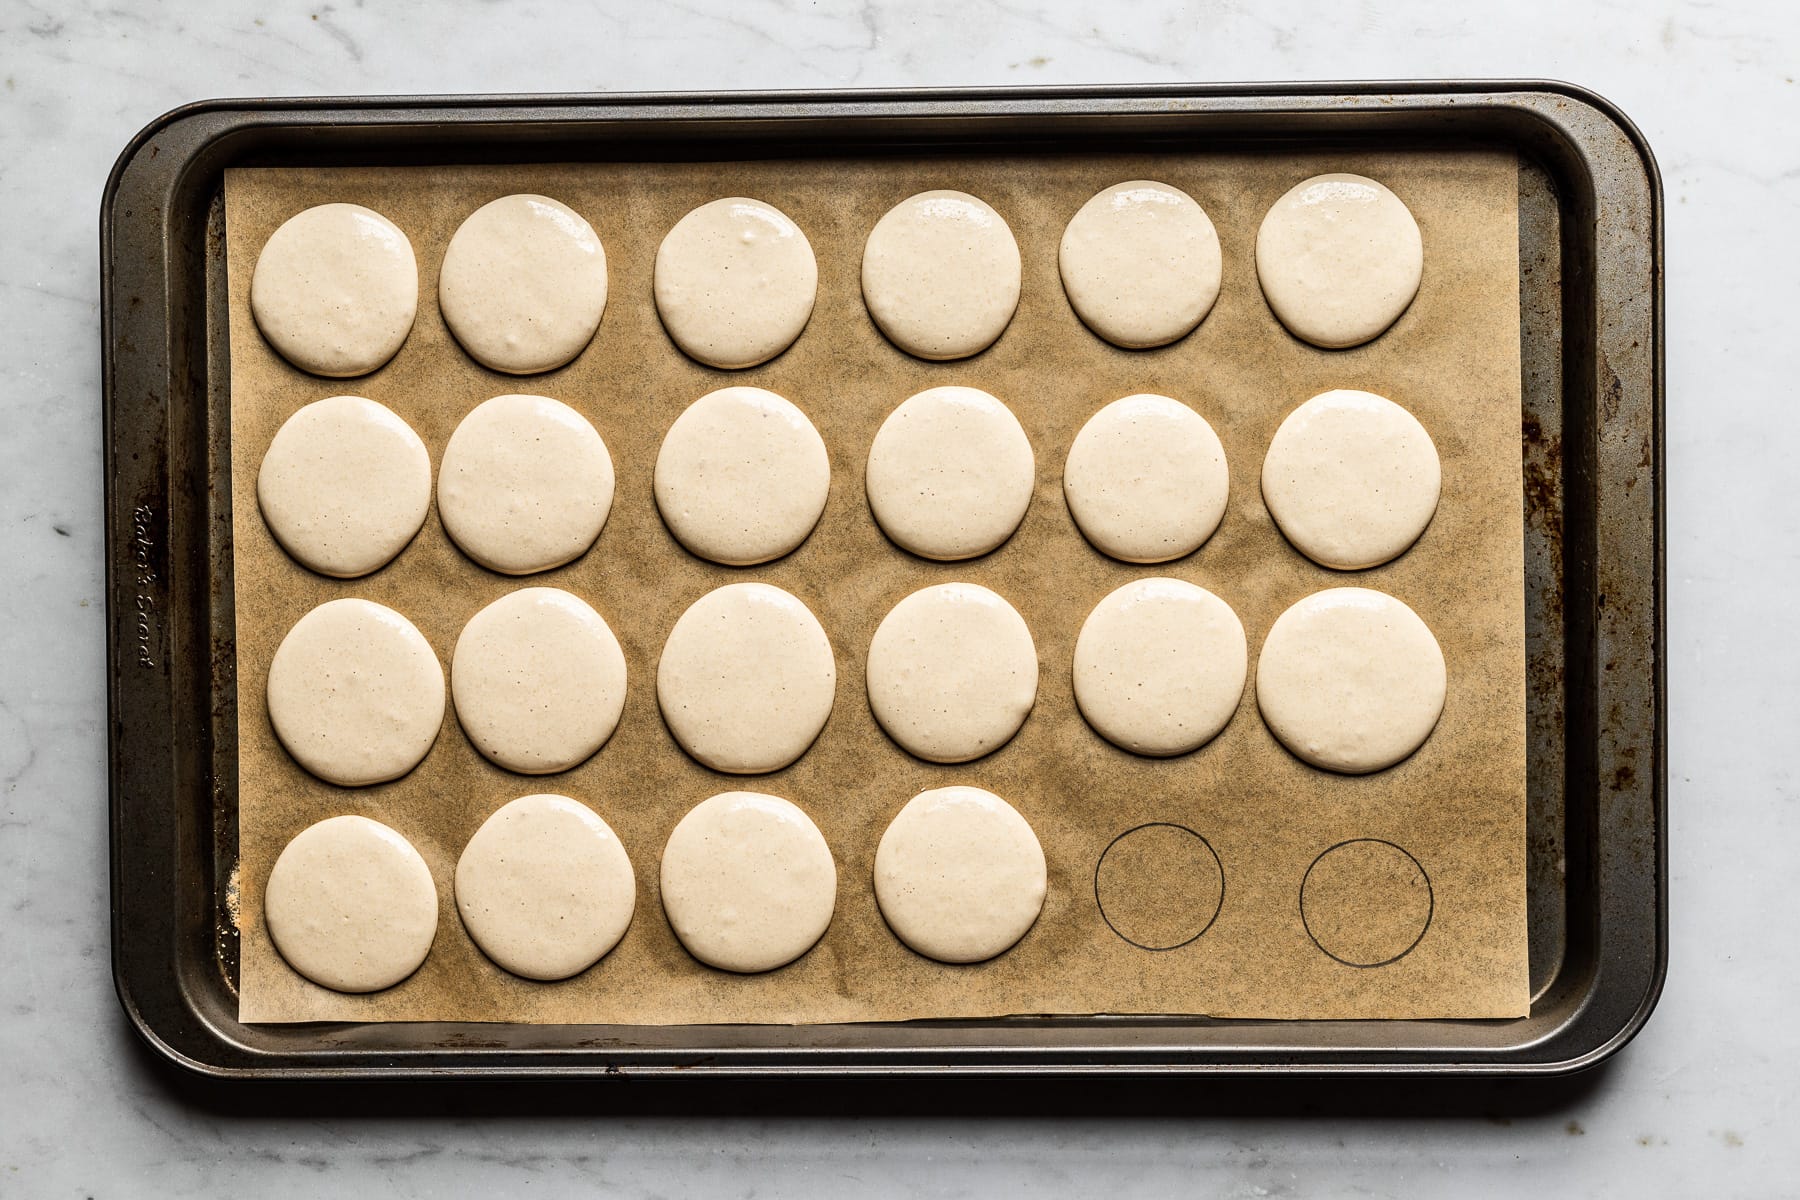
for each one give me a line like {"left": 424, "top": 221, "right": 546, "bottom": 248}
{"left": 2, "top": 0, "right": 1795, "bottom": 1195}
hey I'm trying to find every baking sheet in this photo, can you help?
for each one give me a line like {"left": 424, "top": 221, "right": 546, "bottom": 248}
{"left": 226, "top": 147, "right": 1526, "bottom": 1023}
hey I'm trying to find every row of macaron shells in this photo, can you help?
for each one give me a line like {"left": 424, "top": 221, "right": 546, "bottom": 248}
{"left": 262, "top": 383, "right": 1442, "bottom": 583}
{"left": 270, "top": 567, "right": 1445, "bottom": 796}
{"left": 267, "top": 782, "right": 1045, "bottom": 994}
{"left": 250, "top": 174, "right": 1423, "bottom": 381}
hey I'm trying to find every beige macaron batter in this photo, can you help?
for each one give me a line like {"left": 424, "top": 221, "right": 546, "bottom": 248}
{"left": 654, "top": 196, "right": 817, "bottom": 368}
{"left": 654, "top": 386, "right": 830, "bottom": 566}
{"left": 861, "top": 190, "right": 1021, "bottom": 360}
{"left": 1256, "top": 587, "right": 1447, "bottom": 774}
{"left": 659, "top": 791, "right": 837, "bottom": 973}
{"left": 264, "top": 815, "right": 438, "bottom": 993}
{"left": 450, "top": 587, "right": 628, "bottom": 775}
{"left": 454, "top": 794, "right": 635, "bottom": 981}
{"left": 1058, "top": 180, "right": 1222, "bottom": 348}
{"left": 438, "top": 193, "right": 608, "bottom": 374}
{"left": 1261, "top": 388, "right": 1441, "bottom": 570}
{"left": 256, "top": 395, "right": 431, "bottom": 578}
{"left": 1255, "top": 172, "right": 1423, "bottom": 348}
{"left": 656, "top": 583, "right": 837, "bottom": 774}
{"left": 249, "top": 202, "right": 418, "bottom": 377}
{"left": 1073, "top": 578, "right": 1248, "bottom": 756}
{"left": 865, "top": 386, "right": 1035, "bottom": 561}
{"left": 865, "top": 582, "right": 1038, "bottom": 763}
{"left": 1063, "top": 393, "right": 1229, "bottom": 564}
{"left": 437, "top": 394, "right": 616, "bottom": 575}
{"left": 874, "top": 786, "right": 1046, "bottom": 963}
{"left": 265, "top": 598, "right": 445, "bottom": 787}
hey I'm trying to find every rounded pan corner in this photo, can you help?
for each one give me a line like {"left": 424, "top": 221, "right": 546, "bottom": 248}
{"left": 1549, "top": 986, "right": 1668, "bottom": 1077}
{"left": 1513, "top": 78, "right": 1665, "bottom": 187}
{"left": 1519, "top": 941, "right": 1669, "bottom": 1078}
{"left": 111, "top": 956, "right": 256, "bottom": 1082}
{"left": 103, "top": 97, "right": 247, "bottom": 220}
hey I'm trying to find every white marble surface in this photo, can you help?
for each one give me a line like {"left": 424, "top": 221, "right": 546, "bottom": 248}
{"left": 2, "top": 0, "right": 1796, "bottom": 1194}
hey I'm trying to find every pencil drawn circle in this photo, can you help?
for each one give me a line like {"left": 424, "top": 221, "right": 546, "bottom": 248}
{"left": 1094, "top": 823, "right": 1224, "bottom": 951}
{"left": 1299, "top": 839, "right": 1433, "bottom": 967}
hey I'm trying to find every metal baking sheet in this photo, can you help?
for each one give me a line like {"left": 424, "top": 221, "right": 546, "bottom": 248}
{"left": 103, "top": 82, "right": 1664, "bottom": 1077}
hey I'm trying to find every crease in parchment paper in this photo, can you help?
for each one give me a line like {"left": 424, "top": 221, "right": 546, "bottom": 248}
{"left": 225, "top": 149, "right": 1526, "bottom": 1024}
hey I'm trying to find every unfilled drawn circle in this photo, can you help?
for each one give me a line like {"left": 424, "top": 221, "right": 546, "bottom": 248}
{"left": 1299, "top": 839, "right": 1433, "bottom": 967}
{"left": 1094, "top": 824, "right": 1224, "bottom": 951}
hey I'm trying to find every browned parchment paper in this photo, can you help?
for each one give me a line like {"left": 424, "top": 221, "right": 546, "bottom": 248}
{"left": 226, "top": 147, "right": 1526, "bottom": 1023}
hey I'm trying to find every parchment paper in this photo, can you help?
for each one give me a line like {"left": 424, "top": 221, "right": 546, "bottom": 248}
{"left": 226, "top": 147, "right": 1527, "bottom": 1023}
